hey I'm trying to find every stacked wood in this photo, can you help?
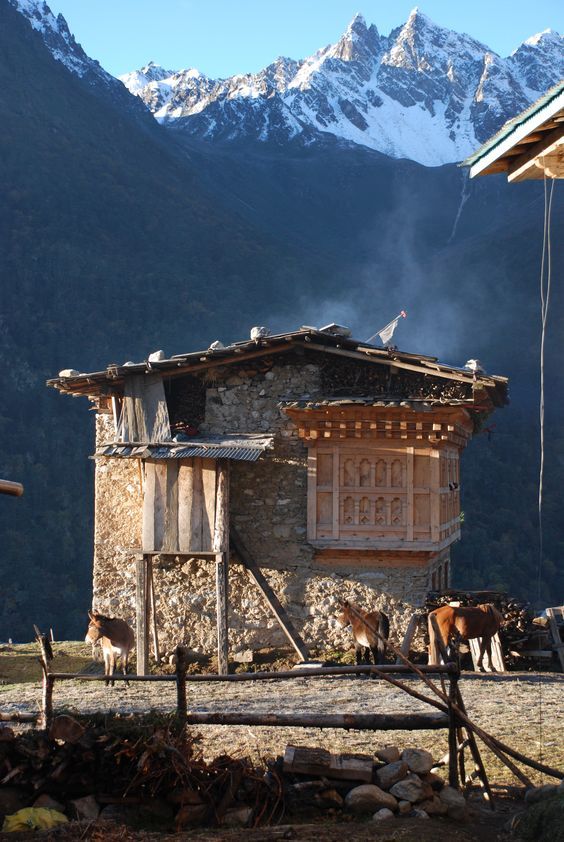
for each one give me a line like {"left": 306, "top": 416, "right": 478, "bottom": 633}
{"left": 0, "top": 718, "right": 281, "bottom": 831}
{"left": 424, "top": 591, "right": 563, "bottom": 671}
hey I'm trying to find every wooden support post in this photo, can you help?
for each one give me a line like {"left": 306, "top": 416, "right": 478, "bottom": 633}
{"left": 136, "top": 555, "right": 150, "bottom": 676}
{"left": 148, "top": 561, "right": 160, "bottom": 665}
{"left": 395, "top": 613, "right": 420, "bottom": 664}
{"left": 175, "top": 645, "right": 188, "bottom": 724}
{"left": 213, "top": 461, "right": 229, "bottom": 675}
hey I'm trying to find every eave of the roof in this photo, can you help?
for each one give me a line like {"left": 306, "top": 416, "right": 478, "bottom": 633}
{"left": 461, "top": 80, "right": 564, "bottom": 178}
{"left": 46, "top": 328, "right": 508, "bottom": 405}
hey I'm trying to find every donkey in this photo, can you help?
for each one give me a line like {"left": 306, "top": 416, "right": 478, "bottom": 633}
{"left": 428, "top": 603, "right": 503, "bottom": 671}
{"left": 335, "top": 599, "right": 390, "bottom": 667}
{"left": 85, "top": 611, "right": 135, "bottom": 686}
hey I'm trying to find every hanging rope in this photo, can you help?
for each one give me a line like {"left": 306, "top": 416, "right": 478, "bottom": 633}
{"left": 537, "top": 168, "right": 556, "bottom": 780}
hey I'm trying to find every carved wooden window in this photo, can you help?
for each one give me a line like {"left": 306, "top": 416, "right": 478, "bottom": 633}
{"left": 307, "top": 443, "right": 461, "bottom": 549}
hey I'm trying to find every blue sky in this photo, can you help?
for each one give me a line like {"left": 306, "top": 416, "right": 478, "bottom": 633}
{"left": 46, "top": 0, "right": 563, "bottom": 78}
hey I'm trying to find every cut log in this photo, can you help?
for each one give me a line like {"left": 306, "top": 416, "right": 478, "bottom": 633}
{"left": 283, "top": 745, "right": 373, "bottom": 781}
{"left": 184, "top": 711, "right": 449, "bottom": 730}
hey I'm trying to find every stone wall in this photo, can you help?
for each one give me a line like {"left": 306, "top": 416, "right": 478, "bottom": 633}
{"left": 91, "top": 359, "right": 450, "bottom": 658}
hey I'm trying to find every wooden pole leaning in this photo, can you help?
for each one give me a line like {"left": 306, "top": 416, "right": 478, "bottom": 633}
{"left": 213, "top": 460, "right": 230, "bottom": 675}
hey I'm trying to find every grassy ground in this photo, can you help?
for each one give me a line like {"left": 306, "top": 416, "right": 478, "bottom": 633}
{"left": 0, "top": 641, "right": 92, "bottom": 687}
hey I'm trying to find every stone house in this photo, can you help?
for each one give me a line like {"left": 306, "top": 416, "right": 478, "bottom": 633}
{"left": 48, "top": 324, "right": 507, "bottom": 670}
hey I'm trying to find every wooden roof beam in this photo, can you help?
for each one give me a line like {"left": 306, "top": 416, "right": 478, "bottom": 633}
{"left": 507, "top": 128, "right": 564, "bottom": 183}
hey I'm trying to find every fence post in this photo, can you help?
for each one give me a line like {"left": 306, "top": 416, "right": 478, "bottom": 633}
{"left": 175, "top": 645, "right": 188, "bottom": 725}
{"left": 34, "top": 625, "right": 54, "bottom": 731}
{"left": 448, "top": 668, "right": 460, "bottom": 789}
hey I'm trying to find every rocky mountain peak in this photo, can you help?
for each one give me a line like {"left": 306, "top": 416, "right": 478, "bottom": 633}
{"left": 330, "top": 12, "right": 381, "bottom": 63}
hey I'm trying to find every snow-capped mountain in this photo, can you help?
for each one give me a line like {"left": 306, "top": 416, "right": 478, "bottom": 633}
{"left": 8, "top": 0, "right": 147, "bottom": 115}
{"left": 9, "top": 1, "right": 564, "bottom": 166}
{"left": 120, "top": 9, "right": 564, "bottom": 166}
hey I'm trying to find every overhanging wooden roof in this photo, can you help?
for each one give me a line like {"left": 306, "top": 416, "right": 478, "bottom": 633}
{"left": 462, "top": 80, "right": 564, "bottom": 181}
{"left": 46, "top": 326, "right": 508, "bottom": 409}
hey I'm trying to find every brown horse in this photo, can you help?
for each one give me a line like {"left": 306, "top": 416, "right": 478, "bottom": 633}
{"left": 85, "top": 612, "right": 134, "bottom": 686}
{"left": 428, "top": 603, "right": 503, "bottom": 671}
{"left": 336, "top": 599, "right": 390, "bottom": 667}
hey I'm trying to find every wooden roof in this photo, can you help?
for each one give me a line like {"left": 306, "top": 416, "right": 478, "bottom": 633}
{"left": 462, "top": 81, "right": 564, "bottom": 181}
{"left": 46, "top": 326, "right": 508, "bottom": 409}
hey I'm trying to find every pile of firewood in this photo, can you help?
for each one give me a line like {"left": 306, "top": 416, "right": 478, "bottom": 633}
{"left": 0, "top": 716, "right": 282, "bottom": 831}
{"left": 425, "top": 590, "right": 562, "bottom": 669}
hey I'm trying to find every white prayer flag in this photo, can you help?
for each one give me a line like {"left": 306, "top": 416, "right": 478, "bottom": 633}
{"left": 367, "top": 311, "right": 407, "bottom": 346}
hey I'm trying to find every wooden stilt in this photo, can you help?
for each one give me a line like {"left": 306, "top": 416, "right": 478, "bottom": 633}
{"left": 213, "top": 461, "right": 229, "bottom": 675}
{"left": 136, "top": 555, "right": 150, "bottom": 676}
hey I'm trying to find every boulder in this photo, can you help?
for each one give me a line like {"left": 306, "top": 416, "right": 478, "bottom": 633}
{"left": 412, "top": 808, "right": 430, "bottom": 819}
{"left": 345, "top": 784, "right": 398, "bottom": 814}
{"left": 32, "top": 795, "right": 65, "bottom": 813}
{"left": 69, "top": 795, "right": 100, "bottom": 821}
{"left": 418, "top": 796, "right": 448, "bottom": 816}
{"left": 389, "top": 774, "right": 425, "bottom": 803}
{"left": 398, "top": 800, "right": 412, "bottom": 816}
{"left": 314, "top": 789, "right": 343, "bottom": 809}
{"left": 0, "top": 727, "right": 15, "bottom": 742}
{"left": 375, "top": 746, "right": 400, "bottom": 764}
{"left": 525, "top": 784, "right": 558, "bottom": 805}
{"left": 223, "top": 806, "right": 253, "bottom": 827}
{"left": 421, "top": 771, "right": 445, "bottom": 791}
{"left": 166, "top": 787, "right": 204, "bottom": 806}
{"left": 372, "top": 808, "right": 395, "bottom": 821}
{"left": 439, "top": 786, "right": 467, "bottom": 820}
{"left": 175, "top": 804, "right": 207, "bottom": 829}
{"left": 375, "top": 761, "right": 408, "bottom": 790}
{"left": 401, "top": 749, "right": 435, "bottom": 775}
{"left": 0, "top": 787, "right": 29, "bottom": 818}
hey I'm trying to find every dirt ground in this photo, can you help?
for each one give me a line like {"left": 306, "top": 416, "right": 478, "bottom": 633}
{"left": 1, "top": 664, "right": 562, "bottom": 785}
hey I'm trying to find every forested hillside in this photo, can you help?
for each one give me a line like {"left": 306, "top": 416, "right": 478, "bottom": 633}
{"left": 0, "top": 0, "right": 562, "bottom": 640}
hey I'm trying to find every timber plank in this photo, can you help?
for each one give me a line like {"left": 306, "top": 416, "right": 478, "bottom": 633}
{"left": 177, "top": 459, "right": 194, "bottom": 553}
{"left": 142, "top": 461, "right": 156, "bottom": 552}
{"left": 201, "top": 458, "right": 216, "bottom": 551}
{"left": 163, "top": 461, "right": 179, "bottom": 552}
{"left": 283, "top": 746, "right": 373, "bottom": 781}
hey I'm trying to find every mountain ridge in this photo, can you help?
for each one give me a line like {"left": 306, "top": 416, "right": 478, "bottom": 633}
{"left": 119, "top": 8, "right": 564, "bottom": 165}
